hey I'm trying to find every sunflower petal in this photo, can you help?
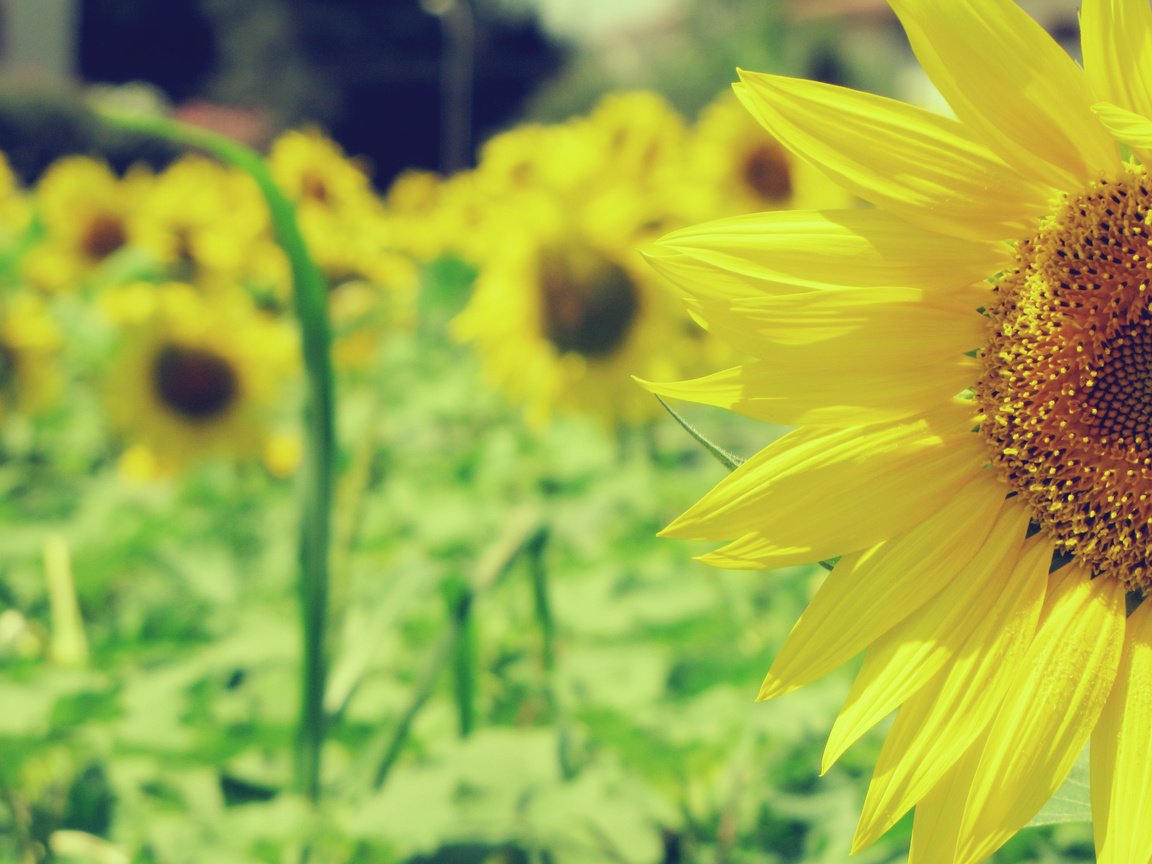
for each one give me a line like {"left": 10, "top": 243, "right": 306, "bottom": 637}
{"left": 1091, "top": 600, "right": 1152, "bottom": 864}
{"left": 758, "top": 470, "right": 1008, "bottom": 699}
{"left": 851, "top": 535, "right": 1051, "bottom": 850}
{"left": 822, "top": 501, "right": 1032, "bottom": 773}
{"left": 664, "top": 410, "right": 985, "bottom": 570}
{"left": 639, "top": 354, "right": 976, "bottom": 427}
{"left": 1091, "top": 102, "right": 1152, "bottom": 166}
{"left": 955, "top": 564, "right": 1127, "bottom": 862}
{"left": 733, "top": 72, "right": 1051, "bottom": 241}
{"left": 1081, "top": 0, "right": 1152, "bottom": 120}
{"left": 889, "top": 0, "right": 1118, "bottom": 188}
{"left": 687, "top": 286, "right": 984, "bottom": 368}
{"left": 647, "top": 210, "right": 1008, "bottom": 306}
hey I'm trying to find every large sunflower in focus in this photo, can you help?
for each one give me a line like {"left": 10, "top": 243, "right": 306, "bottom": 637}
{"left": 105, "top": 284, "right": 295, "bottom": 472}
{"left": 648, "top": 1, "right": 1152, "bottom": 861}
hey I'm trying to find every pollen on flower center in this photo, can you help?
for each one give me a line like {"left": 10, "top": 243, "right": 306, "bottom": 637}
{"left": 152, "top": 344, "right": 238, "bottom": 421}
{"left": 977, "top": 170, "right": 1152, "bottom": 589}
{"left": 538, "top": 248, "right": 639, "bottom": 358}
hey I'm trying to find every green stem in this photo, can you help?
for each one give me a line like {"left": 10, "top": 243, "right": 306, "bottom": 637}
{"left": 527, "top": 528, "right": 554, "bottom": 673}
{"left": 94, "top": 111, "right": 336, "bottom": 803}
{"left": 370, "top": 509, "right": 545, "bottom": 791}
{"left": 444, "top": 575, "right": 477, "bottom": 738}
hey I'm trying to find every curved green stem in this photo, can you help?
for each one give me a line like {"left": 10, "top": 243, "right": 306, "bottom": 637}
{"left": 95, "top": 110, "right": 336, "bottom": 803}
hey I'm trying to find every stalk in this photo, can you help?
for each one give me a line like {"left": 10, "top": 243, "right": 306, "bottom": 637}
{"left": 94, "top": 111, "right": 336, "bottom": 803}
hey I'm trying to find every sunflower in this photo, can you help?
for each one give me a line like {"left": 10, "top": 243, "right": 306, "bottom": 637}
{"left": 0, "top": 292, "right": 62, "bottom": 420}
{"left": 646, "top": 2, "right": 1152, "bottom": 861}
{"left": 22, "top": 157, "right": 152, "bottom": 292}
{"left": 105, "top": 283, "right": 296, "bottom": 472}
{"left": 684, "top": 90, "right": 852, "bottom": 219}
{"left": 264, "top": 128, "right": 418, "bottom": 339}
{"left": 453, "top": 195, "right": 698, "bottom": 426}
{"left": 133, "top": 154, "right": 270, "bottom": 285}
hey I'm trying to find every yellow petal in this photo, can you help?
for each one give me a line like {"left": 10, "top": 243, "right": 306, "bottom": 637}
{"left": 851, "top": 534, "right": 1051, "bottom": 850}
{"left": 664, "top": 409, "right": 984, "bottom": 567}
{"left": 1081, "top": 0, "right": 1152, "bottom": 120}
{"left": 649, "top": 209, "right": 1008, "bottom": 302}
{"left": 688, "top": 286, "right": 984, "bottom": 368}
{"left": 639, "top": 354, "right": 976, "bottom": 427}
{"left": 956, "top": 564, "right": 1127, "bottom": 862}
{"left": 1091, "top": 102, "right": 1152, "bottom": 165}
{"left": 734, "top": 72, "right": 1051, "bottom": 242}
{"left": 1091, "top": 600, "right": 1152, "bottom": 864}
{"left": 758, "top": 469, "right": 1008, "bottom": 700}
{"left": 889, "top": 0, "right": 1118, "bottom": 189}
{"left": 822, "top": 501, "right": 1032, "bottom": 773}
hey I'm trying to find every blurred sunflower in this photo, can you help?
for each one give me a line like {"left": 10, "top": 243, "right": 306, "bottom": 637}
{"left": 453, "top": 191, "right": 702, "bottom": 426}
{"left": 22, "top": 156, "right": 152, "bottom": 292}
{"left": 685, "top": 90, "right": 853, "bottom": 218}
{"left": 133, "top": 155, "right": 269, "bottom": 285}
{"left": 0, "top": 292, "right": 61, "bottom": 420}
{"left": 648, "top": 1, "right": 1152, "bottom": 861}
{"left": 451, "top": 92, "right": 741, "bottom": 425}
{"left": 105, "top": 283, "right": 296, "bottom": 473}
{"left": 266, "top": 128, "right": 417, "bottom": 347}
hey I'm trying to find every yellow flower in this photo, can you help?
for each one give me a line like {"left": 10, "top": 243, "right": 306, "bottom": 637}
{"left": 105, "top": 283, "right": 296, "bottom": 472}
{"left": 648, "top": 2, "right": 1152, "bottom": 861}
{"left": 0, "top": 292, "right": 62, "bottom": 419}
{"left": 265, "top": 128, "right": 418, "bottom": 335}
{"left": 685, "top": 90, "right": 852, "bottom": 218}
{"left": 133, "top": 155, "right": 269, "bottom": 284}
{"left": 267, "top": 127, "right": 376, "bottom": 217}
{"left": 23, "top": 156, "right": 152, "bottom": 292}
{"left": 453, "top": 190, "right": 705, "bottom": 426}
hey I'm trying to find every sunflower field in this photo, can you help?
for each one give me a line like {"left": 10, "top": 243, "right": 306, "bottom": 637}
{"left": 2, "top": 0, "right": 1145, "bottom": 862}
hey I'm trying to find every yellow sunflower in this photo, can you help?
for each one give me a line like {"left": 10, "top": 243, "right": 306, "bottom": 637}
{"left": 453, "top": 189, "right": 702, "bottom": 426}
{"left": 265, "top": 128, "right": 418, "bottom": 337}
{"left": 133, "top": 154, "right": 269, "bottom": 285}
{"left": 684, "top": 90, "right": 853, "bottom": 218}
{"left": 646, "top": 1, "right": 1152, "bottom": 861}
{"left": 0, "top": 292, "right": 62, "bottom": 420}
{"left": 105, "top": 283, "right": 296, "bottom": 473}
{"left": 22, "top": 156, "right": 152, "bottom": 292}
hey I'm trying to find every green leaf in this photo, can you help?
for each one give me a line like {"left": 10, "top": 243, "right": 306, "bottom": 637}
{"left": 1027, "top": 746, "right": 1090, "bottom": 826}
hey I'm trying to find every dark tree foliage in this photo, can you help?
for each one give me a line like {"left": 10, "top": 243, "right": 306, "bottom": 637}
{"left": 70, "top": 0, "right": 565, "bottom": 185}
{"left": 78, "top": 0, "right": 218, "bottom": 102}
{"left": 288, "top": 0, "right": 566, "bottom": 183}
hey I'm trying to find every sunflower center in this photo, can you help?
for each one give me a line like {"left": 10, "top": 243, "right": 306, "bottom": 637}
{"left": 301, "top": 171, "right": 330, "bottom": 204}
{"left": 152, "top": 344, "right": 238, "bottom": 421}
{"left": 977, "top": 171, "right": 1152, "bottom": 589}
{"left": 740, "top": 142, "right": 792, "bottom": 202}
{"left": 539, "top": 249, "right": 639, "bottom": 358}
{"left": 81, "top": 213, "right": 128, "bottom": 261}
